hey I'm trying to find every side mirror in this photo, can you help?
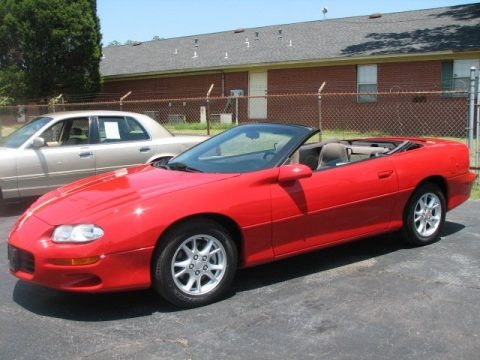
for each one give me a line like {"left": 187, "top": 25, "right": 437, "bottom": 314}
{"left": 31, "top": 137, "right": 46, "bottom": 149}
{"left": 278, "top": 164, "right": 312, "bottom": 183}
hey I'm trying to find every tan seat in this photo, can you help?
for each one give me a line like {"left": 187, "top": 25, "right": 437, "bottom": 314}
{"left": 64, "top": 127, "right": 87, "bottom": 145}
{"left": 289, "top": 150, "right": 300, "bottom": 164}
{"left": 317, "top": 143, "right": 349, "bottom": 168}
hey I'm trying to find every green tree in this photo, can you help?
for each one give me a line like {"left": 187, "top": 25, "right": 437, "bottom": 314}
{"left": 106, "top": 40, "right": 122, "bottom": 47}
{"left": 0, "top": 0, "right": 102, "bottom": 102}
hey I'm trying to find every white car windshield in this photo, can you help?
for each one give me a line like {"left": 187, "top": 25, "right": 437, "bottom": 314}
{"left": 2, "top": 117, "right": 52, "bottom": 148}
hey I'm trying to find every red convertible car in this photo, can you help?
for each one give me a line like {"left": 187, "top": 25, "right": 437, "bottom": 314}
{"left": 8, "top": 123, "right": 476, "bottom": 308}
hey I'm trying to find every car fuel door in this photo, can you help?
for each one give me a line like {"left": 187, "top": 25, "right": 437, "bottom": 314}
{"left": 271, "top": 156, "right": 398, "bottom": 256}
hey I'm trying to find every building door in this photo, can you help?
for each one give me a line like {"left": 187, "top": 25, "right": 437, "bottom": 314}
{"left": 248, "top": 71, "right": 268, "bottom": 120}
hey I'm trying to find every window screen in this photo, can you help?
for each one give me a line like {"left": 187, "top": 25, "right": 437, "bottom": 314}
{"left": 357, "top": 64, "right": 377, "bottom": 103}
{"left": 453, "top": 59, "right": 479, "bottom": 92}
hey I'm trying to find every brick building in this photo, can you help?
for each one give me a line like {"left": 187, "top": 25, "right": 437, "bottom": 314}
{"left": 100, "top": 3, "right": 480, "bottom": 126}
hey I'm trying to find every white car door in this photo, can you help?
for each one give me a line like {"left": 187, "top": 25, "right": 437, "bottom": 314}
{"left": 93, "top": 115, "right": 154, "bottom": 174}
{"left": 16, "top": 117, "right": 96, "bottom": 197}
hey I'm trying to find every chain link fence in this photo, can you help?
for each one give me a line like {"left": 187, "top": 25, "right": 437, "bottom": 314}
{"left": 0, "top": 89, "right": 478, "bottom": 174}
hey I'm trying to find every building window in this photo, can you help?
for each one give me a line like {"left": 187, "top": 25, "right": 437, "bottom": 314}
{"left": 357, "top": 64, "right": 377, "bottom": 103}
{"left": 442, "top": 59, "right": 480, "bottom": 95}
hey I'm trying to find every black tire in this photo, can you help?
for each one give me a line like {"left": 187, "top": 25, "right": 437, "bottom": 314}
{"left": 401, "top": 182, "right": 446, "bottom": 246}
{"left": 0, "top": 191, "right": 5, "bottom": 216}
{"left": 151, "top": 219, "right": 237, "bottom": 308}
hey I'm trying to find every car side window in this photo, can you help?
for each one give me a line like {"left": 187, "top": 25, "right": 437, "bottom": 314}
{"left": 98, "top": 116, "right": 149, "bottom": 143}
{"left": 63, "top": 118, "right": 89, "bottom": 145}
{"left": 40, "top": 121, "right": 64, "bottom": 146}
{"left": 39, "top": 118, "right": 89, "bottom": 147}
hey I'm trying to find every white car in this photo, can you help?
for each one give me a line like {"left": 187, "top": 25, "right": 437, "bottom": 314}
{"left": 0, "top": 110, "right": 206, "bottom": 203}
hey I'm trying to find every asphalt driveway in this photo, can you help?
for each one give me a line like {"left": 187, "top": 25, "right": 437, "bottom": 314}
{"left": 0, "top": 200, "right": 479, "bottom": 360}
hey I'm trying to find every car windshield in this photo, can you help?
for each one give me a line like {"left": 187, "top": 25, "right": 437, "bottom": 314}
{"left": 167, "top": 124, "right": 315, "bottom": 173}
{"left": 2, "top": 116, "right": 52, "bottom": 148}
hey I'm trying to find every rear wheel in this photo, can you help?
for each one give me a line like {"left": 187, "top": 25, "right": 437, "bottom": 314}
{"left": 151, "top": 219, "right": 237, "bottom": 308}
{"left": 401, "top": 183, "right": 446, "bottom": 246}
{"left": 0, "top": 191, "right": 5, "bottom": 215}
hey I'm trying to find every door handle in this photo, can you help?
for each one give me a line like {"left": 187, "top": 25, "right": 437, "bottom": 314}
{"left": 377, "top": 170, "right": 393, "bottom": 179}
{"left": 79, "top": 151, "right": 93, "bottom": 158}
{"left": 139, "top": 147, "right": 151, "bottom": 153}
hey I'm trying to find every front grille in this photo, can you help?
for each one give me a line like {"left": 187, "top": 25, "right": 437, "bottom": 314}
{"left": 8, "top": 245, "right": 35, "bottom": 274}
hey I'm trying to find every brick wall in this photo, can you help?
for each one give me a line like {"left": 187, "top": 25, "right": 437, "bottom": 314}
{"left": 265, "top": 60, "right": 466, "bottom": 136}
{"left": 378, "top": 61, "right": 442, "bottom": 91}
{"left": 103, "top": 72, "right": 248, "bottom": 99}
{"left": 268, "top": 65, "right": 357, "bottom": 93}
{"left": 100, "top": 60, "right": 467, "bottom": 136}
{"left": 266, "top": 60, "right": 443, "bottom": 93}
{"left": 103, "top": 60, "right": 444, "bottom": 96}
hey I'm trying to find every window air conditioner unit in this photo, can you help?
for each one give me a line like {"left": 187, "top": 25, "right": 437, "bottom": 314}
{"left": 230, "top": 89, "right": 244, "bottom": 97}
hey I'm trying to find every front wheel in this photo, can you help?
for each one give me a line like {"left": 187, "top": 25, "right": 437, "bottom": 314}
{"left": 151, "top": 219, "right": 237, "bottom": 308}
{"left": 401, "top": 183, "right": 446, "bottom": 246}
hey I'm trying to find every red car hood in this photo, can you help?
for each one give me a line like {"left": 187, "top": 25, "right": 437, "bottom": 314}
{"left": 28, "top": 165, "right": 239, "bottom": 225}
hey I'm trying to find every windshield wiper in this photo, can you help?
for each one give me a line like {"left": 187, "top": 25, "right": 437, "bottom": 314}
{"left": 167, "top": 162, "right": 203, "bottom": 173}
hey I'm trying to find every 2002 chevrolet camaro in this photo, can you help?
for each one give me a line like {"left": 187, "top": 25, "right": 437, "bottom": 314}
{"left": 8, "top": 123, "right": 476, "bottom": 308}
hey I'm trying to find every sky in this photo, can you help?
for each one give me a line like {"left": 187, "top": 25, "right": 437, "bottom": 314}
{"left": 97, "top": 0, "right": 479, "bottom": 45}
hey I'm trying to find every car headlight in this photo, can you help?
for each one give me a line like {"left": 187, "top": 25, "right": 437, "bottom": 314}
{"left": 52, "top": 224, "right": 104, "bottom": 243}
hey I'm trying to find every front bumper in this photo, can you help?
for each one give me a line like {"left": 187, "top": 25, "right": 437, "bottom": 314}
{"left": 447, "top": 171, "right": 477, "bottom": 211}
{"left": 7, "top": 214, "right": 154, "bottom": 292}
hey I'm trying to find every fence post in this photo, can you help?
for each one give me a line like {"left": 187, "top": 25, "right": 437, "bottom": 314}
{"left": 206, "top": 83, "right": 214, "bottom": 136}
{"left": 120, "top": 91, "right": 132, "bottom": 111}
{"left": 476, "top": 68, "right": 480, "bottom": 181}
{"left": 468, "top": 67, "right": 476, "bottom": 150}
{"left": 48, "top": 94, "right": 63, "bottom": 113}
{"left": 317, "top": 82, "right": 326, "bottom": 141}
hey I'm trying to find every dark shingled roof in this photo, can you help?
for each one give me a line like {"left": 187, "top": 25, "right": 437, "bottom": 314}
{"left": 100, "top": 3, "right": 480, "bottom": 78}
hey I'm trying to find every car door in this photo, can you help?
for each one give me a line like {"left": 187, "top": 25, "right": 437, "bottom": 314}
{"left": 271, "top": 156, "right": 398, "bottom": 256}
{"left": 16, "top": 117, "right": 95, "bottom": 197}
{"left": 92, "top": 115, "right": 153, "bottom": 174}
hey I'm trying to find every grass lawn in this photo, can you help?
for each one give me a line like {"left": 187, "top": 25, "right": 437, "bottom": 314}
{"left": 471, "top": 183, "right": 480, "bottom": 200}
{"left": 0, "top": 124, "right": 16, "bottom": 137}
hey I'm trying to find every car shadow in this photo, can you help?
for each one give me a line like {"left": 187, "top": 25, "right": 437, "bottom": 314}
{"left": 234, "top": 220, "right": 464, "bottom": 292}
{"left": 12, "top": 284, "right": 175, "bottom": 321}
{"left": 235, "top": 232, "right": 404, "bottom": 292}
{"left": 0, "top": 200, "right": 33, "bottom": 217}
{"left": 11, "top": 220, "right": 465, "bottom": 321}
{"left": 440, "top": 220, "right": 465, "bottom": 237}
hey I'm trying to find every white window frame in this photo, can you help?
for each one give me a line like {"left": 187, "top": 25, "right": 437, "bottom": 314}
{"left": 357, "top": 64, "right": 377, "bottom": 103}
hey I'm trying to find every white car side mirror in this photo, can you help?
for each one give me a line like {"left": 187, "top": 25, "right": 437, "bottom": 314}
{"left": 31, "top": 137, "right": 46, "bottom": 149}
